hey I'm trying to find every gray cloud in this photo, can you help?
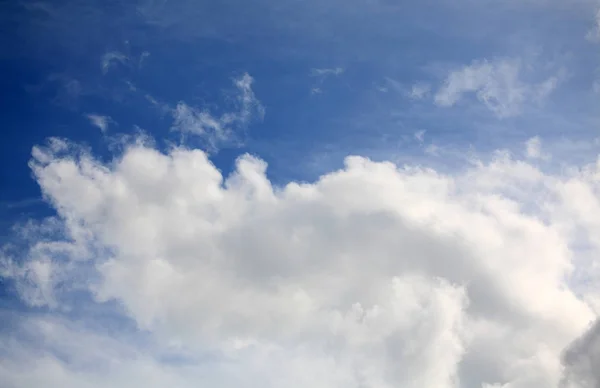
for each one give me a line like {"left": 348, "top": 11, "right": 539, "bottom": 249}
{"left": 562, "top": 319, "right": 600, "bottom": 388}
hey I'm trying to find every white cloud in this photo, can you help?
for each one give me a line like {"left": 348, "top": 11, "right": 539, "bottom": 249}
{"left": 378, "top": 78, "right": 430, "bottom": 100}
{"left": 434, "top": 59, "right": 562, "bottom": 118}
{"left": 0, "top": 256, "right": 57, "bottom": 308}
{"left": 2, "top": 137, "right": 600, "bottom": 387}
{"left": 414, "top": 129, "right": 426, "bottom": 143}
{"left": 86, "top": 114, "right": 112, "bottom": 133}
{"left": 525, "top": 136, "right": 550, "bottom": 160}
{"left": 309, "top": 67, "right": 344, "bottom": 94}
{"left": 102, "top": 50, "right": 151, "bottom": 74}
{"left": 139, "top": 51, "right": 150, "bottom": 67}
{"left": 586, "top": 9, "right": 600, "bottom": 42}
{"left": 534, "top": 73, "right": 563, "bottom": 103}
{"left": 310, "top": 67, "right": 344, "bottom": 77}
{"left": 409, "top": 83, "right": 431, "bottom": 100}
{"left": 526, "top": 136, "right": 541, "bottom": 158}
{"left": 171, "top": 73, "right": 264, "bottom": 151}
{"left": 101, "top": 51, "right": 129, "bottom": 74}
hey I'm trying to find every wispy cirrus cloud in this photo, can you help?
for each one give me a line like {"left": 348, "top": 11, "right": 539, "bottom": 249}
{"left": 409, "top": 83, "right": 431, "bottom": 100}
{"left": 434, "top": 58, "right": 564, "bottom": 118}
{"left": 310, "top": 67, "right": 344, "bottom": 94}
{"left": 101, "top": 51, "right": 129, "bottom": 75}
{"left": 310, "top": 67, "right": 344, "bottom": 77}
{"left": 86, "top": 114, "right": 113, "bottom": 133}
{"left": 171, "top": 73, "right": 264, "bottom": 151}
{"left": 376, "top": 78, "right": 430, "bottom": 100}
{"left": 586, "top": 9, "right": 600, "bottom": 42}
{"left": 101, "top": 50, "right": 149, "bottom": 75}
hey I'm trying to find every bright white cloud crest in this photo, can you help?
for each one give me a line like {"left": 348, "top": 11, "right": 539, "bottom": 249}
{"left": 2, "top": 135, "right": 600, "bottom": 387}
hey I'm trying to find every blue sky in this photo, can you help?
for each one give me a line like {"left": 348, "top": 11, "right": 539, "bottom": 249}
{"left": 2, "top": 1, "right": 600, "bottom": 387}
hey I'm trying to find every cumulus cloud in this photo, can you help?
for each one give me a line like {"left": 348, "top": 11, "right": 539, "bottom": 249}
{"left": 171, "top": 73, "right": 264, "bottom": 151}
{"left": 434, "top": 59, "right": 562, "bottom": 118}
{"left": 86, "top": 114, "right": 112, "bottom": 133}
{"left": 1, "top": 137, "right": 600, "bottom": 387}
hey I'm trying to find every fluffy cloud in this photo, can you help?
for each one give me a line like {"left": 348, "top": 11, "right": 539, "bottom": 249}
{"left": 171, "top": 73, "right": 264, "bottom": 151}
{"left": 1, "top": 136, "right": 600, "bottom": 387}
{"left": 434, "top": 59, "right": 562, "bottom": 118}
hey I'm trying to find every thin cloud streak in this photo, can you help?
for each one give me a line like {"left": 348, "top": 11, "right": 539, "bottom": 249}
{"left": 171, "top": 73, "right": 264, "bottom": 151}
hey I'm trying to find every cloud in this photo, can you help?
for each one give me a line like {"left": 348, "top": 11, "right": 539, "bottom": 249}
{"left": 534, "top": 73, "right": 563, "bottom": 103}
{"left": 561, "top": 320, "right": 600, "bottom": 388}
{"left": 586, "top": 9, "right": 600, "bottom": 42}
{"left": 434, "top": 58, "right": 562, "bottom": 118}
{"left": 171, "top": 73, "right": 264, "bottom": 151}
{"left": 101, "top": 51, "right": 129, "bottom": 74}
{"left": 310, "top": 68, "right": 344, "bottom": 77}
{"left": 409, "top": 83, "right": 431, "bottom": 100}
{"left": 1, "top": 136, "right": 600, "bottom": 386}
{"left": 86, "top": 114, "right": 112, "bottom": 133}
{"left": 310, "top": 67, "right": 344, "bottom": 94}
{"left": 378, "top": 78, "right": 431, "bottom": 100}
{"left": 101, "top": 49, "right": 150, "bottom": 75}
{"left": 414, "top": 129, "right": 426, "bottom": 142}
{"left": 524, "top": 136, "right": 550, "bottom": 160}
{"left": 139, "top": 51, "right": 150, "bottom": 68}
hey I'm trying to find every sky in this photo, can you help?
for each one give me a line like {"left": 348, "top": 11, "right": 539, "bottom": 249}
{"left": 1, "top": 0, "right": 600, "bottom": 387}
